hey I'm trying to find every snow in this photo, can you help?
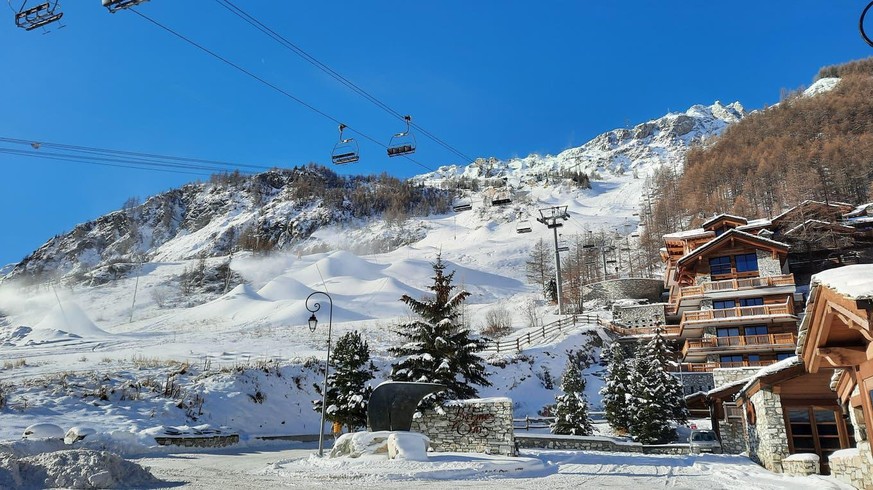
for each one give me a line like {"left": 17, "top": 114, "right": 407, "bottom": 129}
{"left": 784, "top": 453, "right": 820, "bottom": 462}
{"left": 803, "top": 77, "right": 840, "bottom": 97}
{"left": 0, "top": 449, "right": 159, "bottom": 489}
{"left": 810, "top": 264, "right": 873, "bottom": 300}
{"left": 830, "top": 448, "right": 860, "bottom": 459}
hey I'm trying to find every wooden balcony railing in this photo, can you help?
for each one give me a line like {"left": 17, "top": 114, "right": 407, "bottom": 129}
{"left": 676, "top": 359, "right": 778, "bottom": 373}
{"left": 681, "top": 332, "right": 797, "bottom": 357}
{"left": 605, "top": 323, "right": 681, "bottom": 337}
{"left": 681, "top": 302, "right": 793, "bottom": 325}
{"left": 669, "top": 274, "right": 795, "bottom": 312}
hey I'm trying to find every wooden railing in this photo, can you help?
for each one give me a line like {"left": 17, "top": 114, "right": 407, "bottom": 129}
{"left": 677, "top": 359, "right": 778, "bottom": 372}
{"left": 670, "top": 274, "right": 795, "bottom": 310}
{"left": 681, "top": 302, "right": 793, "bottom": 324}
{"left": 681, "top": 332, "right": 797, "bottom": 356}
{"left": 481, "top": 314, "right": 601, "bottom": 354}
{"left": 605, "top": 323, "right": 681, "bottom": 337}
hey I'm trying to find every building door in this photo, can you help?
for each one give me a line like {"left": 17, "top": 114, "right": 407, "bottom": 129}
{"left": 785, "top": 406, "right": 847, "bottom": 474}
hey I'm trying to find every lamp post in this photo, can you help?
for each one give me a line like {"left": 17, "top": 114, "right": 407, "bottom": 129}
{"left": 306, "top": 291, "right": 333, "bottom": 457}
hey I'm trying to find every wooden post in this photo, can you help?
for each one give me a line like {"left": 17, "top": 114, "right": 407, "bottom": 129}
{"left": 542, "top": 323, "right": 546, "bottom": 338}
{"left": 516, "top": 338, "right": 521, "bottom": 351}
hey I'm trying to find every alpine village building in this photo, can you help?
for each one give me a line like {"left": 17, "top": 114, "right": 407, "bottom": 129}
{"left": 606, "top": 200, "right": 873, "bottom": 485}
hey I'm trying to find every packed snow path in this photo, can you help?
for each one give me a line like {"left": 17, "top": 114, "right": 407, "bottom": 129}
{"left": 134, "top": 444, "right": 850, "bottom": 489}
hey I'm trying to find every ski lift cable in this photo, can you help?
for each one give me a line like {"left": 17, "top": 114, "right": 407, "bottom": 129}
{"left": 0, "top": 136, "right": 272, "bottom": 171}
{"left": 0, "top": 148, "right": 227, "bottom": 177}
{"left": 129, "top": 8, "right": 436, "bottom": 173}
{"left": 0, "top": 147, "right": 241, "bottom": 173}
{"left": 212, "top": 0, "right": 474, "bottom": 164}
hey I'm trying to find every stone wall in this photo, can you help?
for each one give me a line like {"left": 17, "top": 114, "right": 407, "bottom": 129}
{"left": 514, "top": 434, "right": 690, "bottom": 454}
{"left": 830, "top": 445, "right": 873, "bottom": 489}
{"left": 746, "top": 389, "right": 789, "bottom": 472}
{"left": 412, "top": 398, "right": 515, "bottom": 456}
{"left": 583, "top": 279, "right": 665, "bottom": 303}
{"left": 782, "top": 454, "right": 820, "bottom": 476}
{"left": 673, "top": 372, "right": 714, "bottom": 396}
{"left": 153, "top": 434, "right": 239, "bottom": 447}
{"left": 611, "top": 303, "right": 666, "bottom": 329}
{"left": 718, "top": 415, "right": 746, "bottom": 455}
{"left": 712, "top": 367, "right": 759, "bottom": 388}
{"left": 757, "top": 250, "right": 783, "bottom": 278}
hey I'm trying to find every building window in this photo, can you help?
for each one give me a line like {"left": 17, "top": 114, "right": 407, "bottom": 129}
{"left": 744, "top": 325, "right": 768, "bottom": 336}
{"left": 709, "top": 256, "right": 732, "bottom": 275}
{"left": 717, "top": 327, "right": 740, "bottom": 337}
{"left": 720, "top": 355, "right": 743, "bottom": 367}
{"left": 776, "top": 352, "right": 793, "bottom": 361}
{"left": 739, "top": 297, "right": 764, "bottom": 307}
{"left": 786, "top": 406, "right": 847, "bottom": 470}
{"left": 735, "top": 253, "right": 759, "bottom": 273}
{"left": 713, "top": 300, "right": 736, "bottom": 310}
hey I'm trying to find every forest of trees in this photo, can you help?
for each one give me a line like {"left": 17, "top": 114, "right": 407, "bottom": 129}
{"left": 637, "top": 57, "right": 873, "bottom": 265}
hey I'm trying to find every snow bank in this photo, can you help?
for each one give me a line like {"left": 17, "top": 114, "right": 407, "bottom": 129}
{"left": 387, "top": 432, "right": 430, "bottom": 461}
{"left": 811, "top": 264, "right": 873, "bottom": 300}
{"left": 0, "top": 449, "right": 160, "bottom": 489}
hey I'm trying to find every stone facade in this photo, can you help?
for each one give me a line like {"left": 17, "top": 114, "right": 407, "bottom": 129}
{"left": 153, "top": 434, "right": 239, "bottom": 447}
{"left": 746, "top": 389, "right": 789, "bottom": 472}
{"left": 718, "top": 414, "right": 746, "bottom": 455}
{"left": 673, "top": 372, "right": 714, "bottom": 396}
{"left": 583, "top": 279, "right": 665, "bottom": 303}
{"left": 412, "top": 398, "right": 515, "bottom": 456}
{"left": 611, "top": 303, "right": 666, "bottom": 329}
{"left": 712, "top": 367, "right": 759, "bottom": 388}
{"left": 756, "top": 250, "right": 783, "bottom": 278}
{"left": 829, "top": 399, "right": 873, "bottom": 488}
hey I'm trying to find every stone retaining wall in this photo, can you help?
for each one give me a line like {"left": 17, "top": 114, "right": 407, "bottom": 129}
{"left": 412, "top": 398, "right": 515, "bottom": 456}
{"left": 515, "top": 434, "right": 691, "bottom": 454}
{"left": 583, "top": 279, "right": 665, "bottom": 303}
{"left": 154, "top": 434, "right": 239, "bottom": 448}
{"left": 830, "top": 444, "right": 873, "bottom": 489}
{"left": 746, "top": 389, "right": 789, "bottom": 472}
{"left": 611, "top": 303, "right": 666, "bottom": 329}
{"left": 782, "top": 455, "right": 819, "bottom": 476}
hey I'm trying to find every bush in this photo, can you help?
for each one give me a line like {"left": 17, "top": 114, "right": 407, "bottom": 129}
{"left": 483, "top": 305, "right": 513, "bottom": 338}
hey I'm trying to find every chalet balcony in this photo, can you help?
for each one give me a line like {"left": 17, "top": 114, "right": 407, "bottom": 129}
{"left": 678, "top": 302, "right": 797, "bottom": 336}
{"left": 681, "top": 332, "right": 798, "bottom": 358}
{"left": 668, "top": 274, "right": 795, "bottom": 314}
{"left": 676, "top": 359, "right": 779, "bottom": 373}
{"left": 605, "top": 323, "right": 681, "bottom": 338}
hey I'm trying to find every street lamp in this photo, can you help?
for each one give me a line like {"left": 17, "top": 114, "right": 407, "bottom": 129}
{"left": 305, "top": 291, "right": 333, "bottom": 457}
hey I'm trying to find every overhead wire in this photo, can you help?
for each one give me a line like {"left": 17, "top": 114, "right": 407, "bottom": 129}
{"left": 128, "top": 8, "right": 436, "bottom": 173}
{"left": 0, "top": 148, "right": 224, "bottom": 176}
{"left": 212, "top": 0, "right": 475, "bottom": 165}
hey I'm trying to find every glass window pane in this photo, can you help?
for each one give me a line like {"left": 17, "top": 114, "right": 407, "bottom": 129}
{"left": 788, "top": 409, "right": 810, "bottom": 423}
{"left": 791, "top": 436, "right": 815, "bottom": 450}
{"left": 717, "top": 328, "right": 740, "bottom": 337}
{"left": 814, "top": 410, "right": 836, "bottom": 423}
{"left": 736, "top": 253, "right": 759, "bottom": 272}
{"left": 791, "top": 424, "right": 813, "bottom": 435}
{"left": 714, "top": 300, "right": 736, "bottom": 309}
{"left": 820, "top": 438, "right": 843, "bottom": 449}
{"left": 817, "top": 425, "right": 839, "bottom": 436}
{"left": 709, "top": 256, "right": 732, "bottom": 275}
{"left": 744, "top": 325, "right": 768, "bottom": 335}
{"left": 740, "top": 297, "right": 764, "bottom": 307}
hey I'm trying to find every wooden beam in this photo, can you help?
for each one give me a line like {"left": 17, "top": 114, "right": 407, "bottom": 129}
{"left": 828, "top": 302, "right": 873, "bottom": 341}
{"left": 816, "top": 347, "right": 868, "bottom": 367}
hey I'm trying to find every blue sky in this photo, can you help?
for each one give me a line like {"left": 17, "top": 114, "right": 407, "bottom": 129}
{"left": 0, "top": 1, "right": 870, "bottom": 267}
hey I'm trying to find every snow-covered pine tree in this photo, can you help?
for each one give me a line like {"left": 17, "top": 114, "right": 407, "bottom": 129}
{"left": 389, "top": 255, "right": 490, "bottom": 403}
{"left": 599, "top": 341, "right": 632, "bottom": 434}
{"left": 313, "top": 330, "right": 376, "bottom": 431}
{"left": 627, "top": 329, "right": 688, "bottom": 444}
{"left": 551, "top": 351, "right": 593, "bottom": 435}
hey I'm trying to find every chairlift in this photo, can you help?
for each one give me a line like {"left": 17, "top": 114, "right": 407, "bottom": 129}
{"left": 452, "top": 200, "right": 472, "bottom": 212}
{"left": 516, "top": 219, "right": 532, "bottom": 234}
{"left": 582, "top": 243, "right": 595, "bottom": 249}
{"left": 557, "top": 246, "right": 570, "bottom": 252}
{"left": 387, "top": 115, "right": 416, "bottom": 157}
{"left": 102, "top": 0, "right": 148, "bottom": 13}
{"left": 606, "top": 259, "right": 617, "bottom": 264}
{"left": 620, "top": 247, "right": 631, "bottom": 252}
{"left": 630, "top": 233, "right": 640, "bottom": 238}
{"left": 10, "top": 1, "right": 63, "bottom": 31}
{"left": 331, "top": 123, "right": 359, "bottom": 165}
{"left": 491, "top": 190, "right": 511, "bottom": 206}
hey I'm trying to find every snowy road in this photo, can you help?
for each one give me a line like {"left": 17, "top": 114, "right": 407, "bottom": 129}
{"left": 134, "top": 443, "right": 851, "bottom": 489}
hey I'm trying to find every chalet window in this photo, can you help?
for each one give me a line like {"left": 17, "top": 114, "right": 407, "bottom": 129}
{"left": 716, "top": 327, "right": 740, "bottom": 337}
{"left": 739, "top": 297, "right": 764, "bottom": 307}
{"left": 709, "top": 256, "right": 732, "bottom": 275}
{"left": 714, "top": 226, "right": 727, "bottom": 236}
{"left": 744, "top": 325, "right": 768, "bottom": 336}
{"left": 776, "top": 352, "right": 793, "bottom": 361}
{"left": 713, "top": 300, "right": 736, "bottom": 309}
{"left": 720, "top": 355, "right": 743, "bottom": 366}
{"left": 747, "top": 354, "right": 761, "bottom": 362}
{"left": 735, "top": 253, "right": 759, "bottom": 273}
{"left": 786, "top": 406, "right": 846, "bottom": 470}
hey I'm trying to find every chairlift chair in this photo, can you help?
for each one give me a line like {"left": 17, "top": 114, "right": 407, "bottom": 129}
{"left": 557, "top": 246, "right": 570, "bottom": 252}
{"left": 102, "top": 0, "right": 148, "bottom": 13}
{"left": 387, "top": 115, "right": 416, "bottom": 157}
{"left": 606, "top": 259, "right": 617, "bottom": 264}
{"left": 516, "top": 219, "right": 532, "bottom": 234}
{"left": 11, "top": 1, "right": 62, "bottom": 31}
{"left": 452, "top": 199, "right": 472, "bottom": 212}
{"left": 331, "top": 123, "right": 359, "bottom": 165}
{"left": 491, "top": 191, "right": 512, "bottom": 206}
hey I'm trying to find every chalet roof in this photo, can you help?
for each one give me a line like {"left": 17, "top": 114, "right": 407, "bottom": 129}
{"left": 663, "top": 217, "right": 772, "bottom": 243}
{"left": 740, "top": 218, "right": 773, "bottom": 230}
{"left": 737, "top": 356, "right": 803, "bottom": 396}
{"left": 772, "top": 200, "right": 855, "bottom": 223}
{"left": 783, "top": 219, "right": 856, "bottom": 237}
{"left": 702, "top": 213, "right": 748, "bottom": 229}
{"left": 796, "top": 264, "right": 873, "bottom": 356}
{"left": 662, "top": 228, "right": 713, "bottom": 241}
{"left": 676, "top": 229, "right": 790, "bottom": 267}
{"left": 844, "top": 202, "right": 873, "bottom": 219}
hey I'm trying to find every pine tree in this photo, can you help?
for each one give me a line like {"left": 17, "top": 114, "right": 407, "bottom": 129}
{"left": 599, "top": 342, "right": 632, "bottom": 434}
{"left": 389, "top": 255, "right": 490, "bottom": 403}
{"left": 526, "top": 238, "right": 554, "bottom": 297}
{"left": 627, "top": 330, "right": 688, "bottom": 444}
{"left": 551, "top": 351, "right": 593, "bottom": 435}
{"left": 313, "top": 331, "right": 376, "bottom": 431}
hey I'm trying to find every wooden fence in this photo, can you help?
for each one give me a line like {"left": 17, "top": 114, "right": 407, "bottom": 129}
{"left": 482, "top": 314, "right": 601, "bottom": 354}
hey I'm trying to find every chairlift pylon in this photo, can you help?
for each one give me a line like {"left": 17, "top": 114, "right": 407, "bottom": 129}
{"left": 387, "top": 115, "right": 416, "bottom": 157}
{"left": 102, "top": 0, "right": 148, "bottom": 13}
{"left": 10, "top": 1, "right": 63, "bottom": 31}
{"left": 331, "top": 123, "right": 359, "bottom": 165}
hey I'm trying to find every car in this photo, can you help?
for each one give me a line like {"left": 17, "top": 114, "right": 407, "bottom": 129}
{"left": 688, "top": 429, "right": 722, "bottom": 454}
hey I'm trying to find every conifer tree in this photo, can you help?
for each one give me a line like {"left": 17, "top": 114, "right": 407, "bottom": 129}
{"left": 389, "top": 255, "right": 490, "bottom": 403}
{"left": 627, "top": 330, "right": 688, "bottom": 443}
{"left": 551, "top": 351, "right": 593, "bottom": 435}
{"left": 599, "top": 341, "right": 632, "bottom": 434}
{"left": 313, "top": 330, "right": 376, "bottom": 431}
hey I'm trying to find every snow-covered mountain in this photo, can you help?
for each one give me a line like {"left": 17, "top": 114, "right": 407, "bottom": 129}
{"left": 3, "top": 101, "right": 744, "bottom": 286}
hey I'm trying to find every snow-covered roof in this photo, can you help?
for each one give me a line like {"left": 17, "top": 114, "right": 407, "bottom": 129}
{"left": 737, "top": 356, "right": 802, "bottom": 396}
{"left": 676, "top": 229, "right": 789, "bottom": 267}
{"left": 737, "top": 218, "right": 772, "bottom": 230}
{"left": 808, "top": 264, "right": 873, "bottom": 300}
{"left": 844, "top": 202, "right": 873, "bottom": 218}
{"left": 772, "top": 199, "right": 855, "bottom": 222}
{"left": 662, "top": 228, "right": 712, "bottom": 241}
{"left": 701, "top": 214, "right": 748, "bottom": 229}
{"left": 783, "top": 219, "right": 854, "bottom": 236}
